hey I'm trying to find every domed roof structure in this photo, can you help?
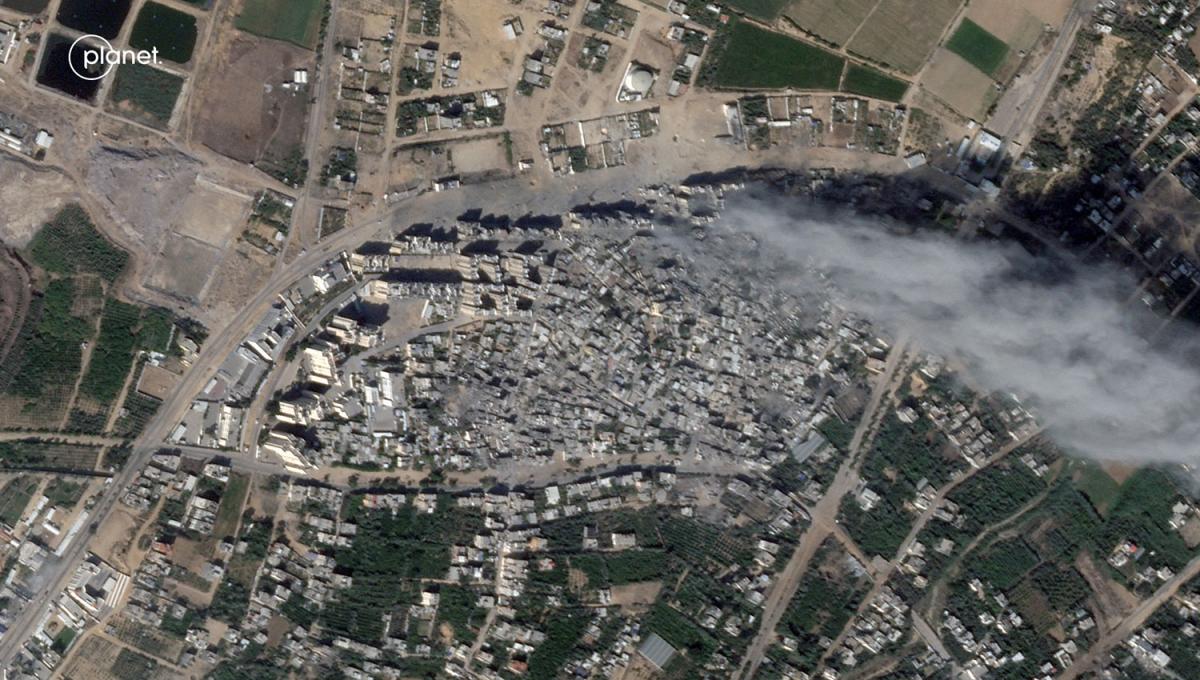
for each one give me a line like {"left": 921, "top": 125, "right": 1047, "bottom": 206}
{"left": 624, "top": 67, "right": 653, "bottom": 93}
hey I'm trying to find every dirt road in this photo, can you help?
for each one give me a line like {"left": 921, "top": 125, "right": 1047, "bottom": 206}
{"left": 735, "top": 337, "right": 910, "bottom": 680}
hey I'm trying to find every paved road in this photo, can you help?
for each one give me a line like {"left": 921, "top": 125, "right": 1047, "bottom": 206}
{"left": 990, "top": 0, "right": 1097, "bottom": 148}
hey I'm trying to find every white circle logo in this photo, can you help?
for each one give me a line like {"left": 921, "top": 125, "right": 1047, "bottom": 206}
{"left": 68, "top": 34, "right": 114, "bottom": 81}
{"left": 67, "top": 34, "right": 161, "bottom": 81}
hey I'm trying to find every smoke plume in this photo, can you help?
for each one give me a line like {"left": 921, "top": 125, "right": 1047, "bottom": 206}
{"left": 716, "top": 195, "right": 1200, "bottom": 465}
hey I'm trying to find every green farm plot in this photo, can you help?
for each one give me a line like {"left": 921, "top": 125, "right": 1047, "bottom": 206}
{"left": 842, "top": 64, "right": 909, "bottom": 101}
{"left": 78, "top": 300, "right": 141, "bottom": 405}
{"left": 713, "top": 21, "right": 845, "bottom": 90}
{"left": 236, "top": 0, "right": 323, "bottom": 49}
{"left": 0, "top": 477, "right": 37, "bottom": 526}
{"left": 724, "top": 0, "right": 789, "bottom": 21}
{"left": 3, "top": 278, "right": 91, "bottom": 399}
{"left": 129, "top": 2, "right": 199, "bottom": 64}
{"left": 1071, "top": 461, "right": 1120, "bottom": 516}
{"left": 109, "top": 64, "right": 184, "bottom": 129}
{"left": 28, "top": 204, "right": 128, "bottom": 283}
{"left": 945, "top": 18, "right": 1009, "bottom": 76}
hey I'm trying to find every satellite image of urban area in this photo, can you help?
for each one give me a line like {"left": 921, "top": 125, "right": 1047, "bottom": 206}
{"left": 7, "top": 0, "right": 1200, "bottom": 678}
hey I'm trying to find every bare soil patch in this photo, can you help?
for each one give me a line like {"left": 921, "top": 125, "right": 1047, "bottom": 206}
{"left": 146, "top": 232, "right": 223, "bottom": 303}
{"left": 192, "top": 34, "right": 314, "bottom": 170}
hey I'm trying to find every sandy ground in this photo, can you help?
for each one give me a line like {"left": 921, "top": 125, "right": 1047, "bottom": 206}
{"left": 0, "top": 157, "right": 79, "bottom": 247}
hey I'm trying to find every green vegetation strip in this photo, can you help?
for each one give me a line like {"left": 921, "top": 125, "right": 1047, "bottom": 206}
{"left": 842, "top": 63, "right": 909, "bottom": 101}
{"left": 945, "top": 19, "right": 1009, "bottom": 76}
{"left": 722, "top": 0, "right": 790, "bottom": 21}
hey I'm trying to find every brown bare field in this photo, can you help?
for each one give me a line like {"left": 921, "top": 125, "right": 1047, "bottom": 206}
{"left": 447, "top": 135, "right": 510, "bottom": 177}
{"left": 136, "top": 364, "right": 179, "bottom": 400}
{"left": 548, "top": 32, "right": 630, "bottom": 120}
{"left": 1021, "top": 0, "right": 1071, "bottom": 26}
{"left": 920, "top": 48, "right": 998, "bottom": 120}
{"left": 441, "top": 0, "right": 525, "bottom": 90}
{"left": 146, "top": 232, "right": 223, "bottom": 303}
{"left": 0, "top": 160, "right": 78, "bottom": 248}
{"left": 609, "top": 580, "right": 663, "bottom": 614}
{"left": 191, "top": 34, "right": 313, "bottom": 170}
{"left": 1099, "top": 461, "right": 1138, "bottom": 485}
{"left": 784, "top": 0, "right": 875, "bottom": 47}
{"left": 172, "top": 184, "right": 252, "bottom": 248}
{"left": 847, "top": 0, "right": 963, "bottom": 75}
{"left": 1074, "top": 551, "right": 1136, "bottom": 630}
{"left": 91, "top": 506, "right": 142, "bottom": 572}
{"left": 390, "top": 141, "right": 456, "bottom": 189}
{"left": 202, "top": 244, "right": 275, "bottom": 318}
{"left": 1130, "top": 174, "right": 1200, "bottom": 259}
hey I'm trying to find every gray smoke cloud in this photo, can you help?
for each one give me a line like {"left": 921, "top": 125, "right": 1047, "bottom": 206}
{"left": 714, "top": 196, "right": 1200, "bottom": 465}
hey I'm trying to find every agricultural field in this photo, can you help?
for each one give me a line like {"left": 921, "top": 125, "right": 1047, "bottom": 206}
{"left": 0, "top": 441, "right": 101, "bottom": 471}
{"left": 723, "top": 0, "right": 789, "bottom": 22}
{"left": 26, "top": 205, "right": 128, "bottom": 283}
{"left": 921, "top": 48, "right": 1000, "bottom": 120}
{"left": 960, "top": 0, "right": 1047, "bottom": 54}
{"left": 236, "top": 0, "right": 324, "bottom": 49}
{"left": 842, "top": 64, "right": 909, "bottom": 101}
{"left": 0, "top": 477, "right": 37, "bottom": 526}
{"left": 108, "top": 64, "right": 185, "bottom": 130}
{"left": 945, "top": 19, "right": 1009, "bottom": 76}
{"left": 128, "top": 2, "right": 198, "bottom": 64}
{"left": 783, "top": 0, "right": 875, "bottom": 47}
{"left": 712, "top": 21, "right": 844, "bottom": 91}
{"left": 846, "top": 0, "right": 963, "bottom": 75}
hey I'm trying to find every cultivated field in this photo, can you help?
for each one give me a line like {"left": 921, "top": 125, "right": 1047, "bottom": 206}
{"left": 236, "top": 0, "right": 323, "bottom": 49}
{"left": 847, "top": 0, "right": 963, "bottom": 75}
{"left": 842, "top": 64, "right": 909, "bottom": 102}
{"left": 170, "top": 183, "right": 251, "bottom": 248}
{"left": 962, "top": 0, "right": 1047, "bottom": 54}
{"left": 713, "top": 21, "right": 844, "bottom": 90}
{"left": 783, "top": 0, "right": 875, "bottom": 47}
{"left": 921, "top": 48, "right": 999, "bottom": 120}
{"left": 945, "top": 19, "right": 1009, "bottom": 76}
{"left": 107, "top": 64, "right": 185, "bottom": 130}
